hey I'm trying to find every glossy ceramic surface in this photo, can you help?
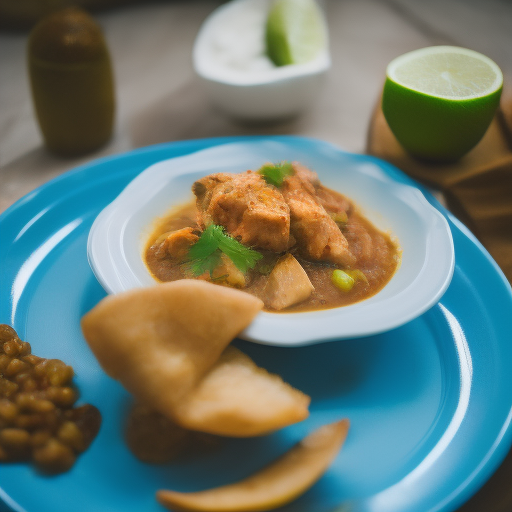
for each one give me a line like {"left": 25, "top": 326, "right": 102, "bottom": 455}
{"left": 1, "top": 136, "right": 512, "bottom": 512}
{"left": 193, "top": 0, "right": 330, "bottom": 120}
{"left": 88, "top": 138, "right": 454, "bottom": 344}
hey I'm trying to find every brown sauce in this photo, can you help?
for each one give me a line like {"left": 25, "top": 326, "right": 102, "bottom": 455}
{"left": 144, "top": 193, "right": 400, "bottom": 312}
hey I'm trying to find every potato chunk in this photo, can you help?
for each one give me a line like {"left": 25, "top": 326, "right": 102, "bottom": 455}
{"left": 81, "top": 280, "right": 263, "bottom": 413}
{"left": 262, "top": 254, "right": 314, "bottom": 310}
{"left": 173, "top": 346, "right": 310, "bottom": 437}
{"left": 209, "top": 254, "right": 246, "bottom": 288}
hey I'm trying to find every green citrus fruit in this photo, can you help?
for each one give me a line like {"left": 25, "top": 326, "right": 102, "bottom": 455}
{"left": 381, "top": 46, "right": 503, "bottom": 162}
{"left": 265, "top": 0, "right": 327, "bottom": 67}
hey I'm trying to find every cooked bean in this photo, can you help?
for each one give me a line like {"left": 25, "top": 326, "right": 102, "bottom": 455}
{"left": 16, "top": 393, "right": 55, "bottom": 414}
{"left": 0, "top": 377, "right": 18, "bottom": 398}
{"left": 22, "top": 354, "right": 43, "bottom": 366}
{"left": 0, "top": 325, "right": 17, "bottom": 344}
{"left": 0, "top": 325, "right": 101, "bottom": 473}
{"left": 5, "top": 358, "right": 31, "bottom": 377}
{"left": 46, "top": 386, "right": 77, "bottom": 408}
{"left": 64, "top": 404, "right": 101, "bottom": 450}
{"left": 19, "top": 342, "right": 31, "bottom": 357}
{"left": 0, "top": 355, "right": 11, "bottom": 373}
{"left": 0, "top": 399, "right": 18, "bottom": 422}
{"left": 0, "top": 428, "right": 31, "bottom": 449}
{"left": 31, "top": 429, "right": 52, "bottom": 448}
{"left": 3, "top": 340, "right": 22, "bottom": 357}
{"left": 57, "top": 421, "right": 85, "bottom": 452}
{"left": 15, "top": 413, "right": 45, "bottom": 430}
{"left": 33, "top": 438, "right": 76, "bottom": 474}
{"left": 20, "top": 377, "right": 38, "bottom": 392}
{"left": 33, "top": 360, "right": 49, "bottom": 379}
{"left": 0, "top": 428, "right": 31, "bottom": 461}
{"left": 47, "top": 362, "right": 74, "bottom": 387}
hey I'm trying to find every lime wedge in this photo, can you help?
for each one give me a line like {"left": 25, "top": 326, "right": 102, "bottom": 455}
{"left": 382, "top": 46, "right": 503, "bottom": 161}
{"left": 265, "top": 0, "right": 326, "bottom": 67}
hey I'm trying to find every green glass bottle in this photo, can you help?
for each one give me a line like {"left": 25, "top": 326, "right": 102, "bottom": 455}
{"left": 28, "top": 7, "right": 115, "bottom": 156}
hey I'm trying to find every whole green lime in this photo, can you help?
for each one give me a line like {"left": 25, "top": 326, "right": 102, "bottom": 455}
{"left": 28, "top": 7, "right": 115, "bottom": 156}
{"left": 382, "top": 46, "right": 503, "bottom": 162}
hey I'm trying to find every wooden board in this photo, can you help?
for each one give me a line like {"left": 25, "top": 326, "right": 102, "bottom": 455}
{"left": 367, "top": 89, "right": 512, "bottom": 284}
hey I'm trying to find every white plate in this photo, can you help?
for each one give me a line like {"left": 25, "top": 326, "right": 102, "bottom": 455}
{"left": 87, "top": 138, "right": 454, "bottom": 345}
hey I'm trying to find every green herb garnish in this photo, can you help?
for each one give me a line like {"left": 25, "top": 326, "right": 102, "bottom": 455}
{"left": 187, "top": 225, "right": 263, "bottom": 276}
{"left": 257, "top": 161, "right": 293, "bottom": 187}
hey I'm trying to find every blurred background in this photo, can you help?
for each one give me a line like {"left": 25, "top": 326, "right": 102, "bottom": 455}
{"left": 1, "top": 0, "right": 511, "bottom": 212}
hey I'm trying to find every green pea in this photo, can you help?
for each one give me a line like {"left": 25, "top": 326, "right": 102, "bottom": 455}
{"left": 331, "top": 269, "right": 355, "bottom": 292}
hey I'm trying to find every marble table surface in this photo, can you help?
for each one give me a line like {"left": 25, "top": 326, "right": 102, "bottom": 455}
{"left": 1, "top": 1, "right": 512, "bottom": 511}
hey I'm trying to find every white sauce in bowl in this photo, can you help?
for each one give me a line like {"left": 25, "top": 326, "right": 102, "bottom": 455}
{"left": 205, "top": 0, "right": 275, "bottom": 76}
{"left": 192, "top": 0, "right": 331, "bottom": 119}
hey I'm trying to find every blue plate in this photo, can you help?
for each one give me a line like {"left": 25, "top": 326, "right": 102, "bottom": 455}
{"left": 1, "top": 136, "right": 512, "bottom": 512}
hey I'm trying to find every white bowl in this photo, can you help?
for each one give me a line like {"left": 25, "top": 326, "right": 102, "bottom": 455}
{"left": 88, "top": 138, "right": 454, "bottom": 346}
{"left": 192, "top": 0, "right": 331, "bottom": 121}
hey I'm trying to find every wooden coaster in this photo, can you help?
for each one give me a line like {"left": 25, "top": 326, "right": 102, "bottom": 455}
{"left": 366, "top": 89, "right": 512, "bottom": 284}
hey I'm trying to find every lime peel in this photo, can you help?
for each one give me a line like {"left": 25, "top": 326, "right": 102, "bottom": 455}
{"left": 265, "top": 0, "right": 327, "bottom": 67}
{"left": 382, "top": 45, "right": 503, "bottom": 161}
{"left": 386, "top": 46, "right": 503, "bottom": 101}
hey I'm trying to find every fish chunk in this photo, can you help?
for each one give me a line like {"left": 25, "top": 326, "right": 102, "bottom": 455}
{"left": 193, "top": 172, "right": 291, "bottom": 253}
{"left": 163, "top": 227, "right": 199, "bottom": 262}
{"left": 282, "top": 168, "right": 355, "bottom": 267}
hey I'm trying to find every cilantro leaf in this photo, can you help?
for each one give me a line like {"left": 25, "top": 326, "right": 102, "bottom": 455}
{"left": 216, "top": 233, "right": 263, "bottom": 274}
{"left": 187, "top": 225, "right": 262, "bottom": 276}
{"left": 188, "top": 250, "right": 222, "bottom": 277}
{"left": 257, "top": 161, "right": 293, "bottom": 187}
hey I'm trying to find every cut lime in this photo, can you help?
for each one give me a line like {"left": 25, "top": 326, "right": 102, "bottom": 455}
{"left": 382, "top": 46, "right": 503, "bottom": 162}
{"left": 265, "top": 0, "right": 327, "bottom": 67}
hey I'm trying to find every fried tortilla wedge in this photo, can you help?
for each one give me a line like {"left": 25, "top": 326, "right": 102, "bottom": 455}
{"left": 81, "top": 280, "right": 263, "bottom": 413}
{"left": 173, "top": 346, "right": 310, "bottom": 437}
{"left": 157, "top": 419, "right": 350, "bottom": 512}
